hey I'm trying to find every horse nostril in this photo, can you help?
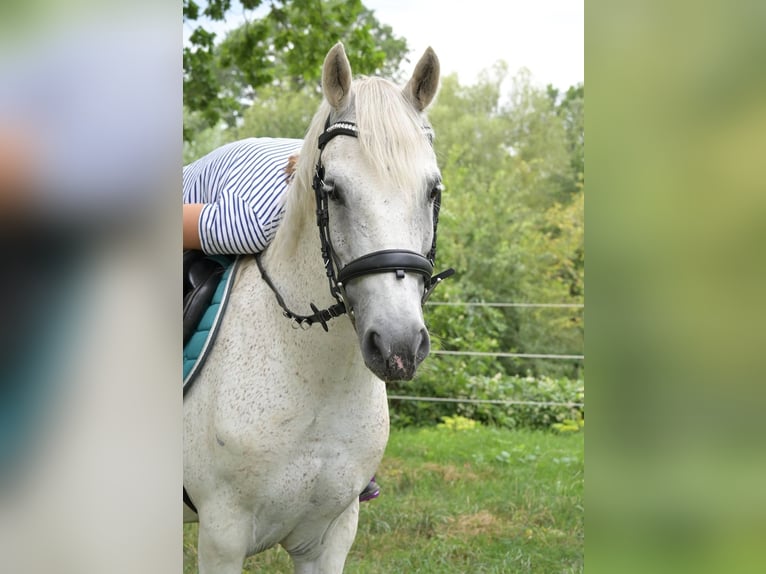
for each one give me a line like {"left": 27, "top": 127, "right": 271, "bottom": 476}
{"left": 362, "top": 327, "right": 430, "bottom": 380}
{"left": 363, "top": 330, "right": 389, "bottom": 362}
{"left": 415, "top": 328, "right": 430, "bottom": 361}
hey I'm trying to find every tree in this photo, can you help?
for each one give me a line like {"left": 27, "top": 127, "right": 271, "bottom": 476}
{"left": 183, "top": 0, "right": 408, "bottom": 139}
{"left": 235, "top": 83, "right": 320, "bottom": 139}
{"left": 547, "top": 83, "right": 585, "bottom": 196}
{"left": 425, "top": 66, "right": 584, "bottom": 379}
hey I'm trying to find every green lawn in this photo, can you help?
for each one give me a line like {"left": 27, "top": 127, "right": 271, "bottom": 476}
{"left": 184, "top": 425, "right": 584, "bottom": 573}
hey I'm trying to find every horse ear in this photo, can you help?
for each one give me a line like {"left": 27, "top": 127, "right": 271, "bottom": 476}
{"left": 403, "top": 47, "right": 440, "bottom": 111}
{"left": 322, "top": 42, "right": 352, "bottom": 110}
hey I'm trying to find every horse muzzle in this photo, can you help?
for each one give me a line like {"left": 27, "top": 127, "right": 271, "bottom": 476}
{"left": 341, "top": 253, "right": 435, "bottom": 381}
{"left": 361, "top": 325, "right": 430, "bottom": 382}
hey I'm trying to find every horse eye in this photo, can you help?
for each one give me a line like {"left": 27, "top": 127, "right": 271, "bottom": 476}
{"left": 429, "top": 182, "right": 444, "bottom": 201}
{"left": 323, "top": 182, "right": 341, "bottom": 202}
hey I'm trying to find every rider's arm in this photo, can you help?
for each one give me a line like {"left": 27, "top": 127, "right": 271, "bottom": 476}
{"left": 183, "top": 203, "right": 204, "bottom": 250}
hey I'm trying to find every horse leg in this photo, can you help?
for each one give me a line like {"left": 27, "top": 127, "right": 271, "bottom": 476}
{"left": 196, "top": 502, "right": 251, "bottom": 574}
{"left": 290, "top": 500, "right": 360, "bottom": 574}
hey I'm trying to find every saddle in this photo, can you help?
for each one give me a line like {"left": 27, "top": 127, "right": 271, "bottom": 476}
{"left": 183, "top": 251, "right": 239, "bottom": 394}
{"left": 183, "top": 250, "right": 226, "bottom": 347}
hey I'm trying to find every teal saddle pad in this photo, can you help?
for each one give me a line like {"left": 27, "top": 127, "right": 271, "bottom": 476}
{"left": 183, "top": 255, "right": 240, "bottom": 394}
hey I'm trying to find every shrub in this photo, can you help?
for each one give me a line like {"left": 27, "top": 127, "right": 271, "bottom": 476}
{"left": 436, "top": 414, "right": 480, "bottom": 431}
{"left": 389, "top": 372, "right": 584, "bottom": 431}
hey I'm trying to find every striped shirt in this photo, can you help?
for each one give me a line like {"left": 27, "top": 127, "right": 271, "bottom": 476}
{"left": 183, "top": 137, "right": 303, "bottom": 254}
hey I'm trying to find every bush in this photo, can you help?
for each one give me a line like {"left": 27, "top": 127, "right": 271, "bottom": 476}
{"left": 389, "top": 372, "right": 584, "bottom": 431}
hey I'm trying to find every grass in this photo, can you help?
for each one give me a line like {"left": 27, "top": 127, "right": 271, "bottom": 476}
{"left": 183, "top": 425, "right": 584, "bottom": 573}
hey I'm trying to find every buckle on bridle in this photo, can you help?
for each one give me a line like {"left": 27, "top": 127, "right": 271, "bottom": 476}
{"left": 336, "top": 282, "right": 355, "bottom": 325}
{"left": 422, "top": 268, "right": 456, "bottom": 305}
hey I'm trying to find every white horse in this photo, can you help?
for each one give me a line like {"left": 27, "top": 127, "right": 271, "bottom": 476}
{"left": 184, "top": 42, "right": 449, "bottom": 573}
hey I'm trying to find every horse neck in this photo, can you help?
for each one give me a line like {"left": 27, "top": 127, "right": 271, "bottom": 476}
{"left": 255, "top": 195, "right": 368, "bottom": 381}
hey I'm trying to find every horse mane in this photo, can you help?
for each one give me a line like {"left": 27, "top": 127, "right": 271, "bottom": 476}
{"left": 271, "top": 76, "right": 434, "bottom": 256}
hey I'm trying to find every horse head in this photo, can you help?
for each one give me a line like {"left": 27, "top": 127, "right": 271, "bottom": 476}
{"left": 315, "top": 43, "right": 444, "bottom": 382}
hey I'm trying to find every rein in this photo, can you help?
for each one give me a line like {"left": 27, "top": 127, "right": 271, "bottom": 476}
{"left": 257, "top": 118, "right": 454, "bottom": 332}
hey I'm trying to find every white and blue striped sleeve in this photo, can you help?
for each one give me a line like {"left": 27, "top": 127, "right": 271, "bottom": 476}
{"left": 184, "top": 138, "right": 302, "bottom": 255}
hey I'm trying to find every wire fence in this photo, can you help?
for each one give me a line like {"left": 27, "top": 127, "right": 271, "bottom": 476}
{"left": 388, "top": 395, "right": 584, "bottom": 408}
{"left": 427, "top": 301, "right": 584, "bottom": 309}
{"left": 395, "top": 301, "right": 585, "bottom": 409}
{"left": 431, "top": 350, "right": 584, "bottom": 360}
{"left": 426, "top": 301, "right": 584, "bottom": 361}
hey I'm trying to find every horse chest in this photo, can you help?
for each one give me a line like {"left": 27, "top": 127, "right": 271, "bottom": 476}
{"left": 209, "top": 365, "right": 389, "bottom": 484}
{"left": 222, "top": 377, "right": 387, "bottom": 463}
{"left": 208, "top": 380, "right": 388, "bottom": 551}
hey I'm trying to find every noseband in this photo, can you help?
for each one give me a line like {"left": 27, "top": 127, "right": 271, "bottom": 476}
{"left": 256, "top": 118, "right": 454, "bottom": 331}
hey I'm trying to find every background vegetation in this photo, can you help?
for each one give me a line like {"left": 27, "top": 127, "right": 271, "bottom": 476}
{"left": 183, "top": 1, "right": 584, "bottom": 426}
{"left": 184, "top": 0, "right": 408, "bottom": 139}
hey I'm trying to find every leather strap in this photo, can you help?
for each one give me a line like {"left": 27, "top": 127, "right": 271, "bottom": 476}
{"left": 318, "top": 122, "right": 358, "bottom": 149}
{"left": 255, "top": 254, "right": 347, "bottom": 331}
{"left": 338, "top": 249, "right": 433, "bottom": 284}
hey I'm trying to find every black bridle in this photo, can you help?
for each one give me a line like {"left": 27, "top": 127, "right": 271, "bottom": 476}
{"left": 256, "top": 118, "right": 454, "bottom": 331}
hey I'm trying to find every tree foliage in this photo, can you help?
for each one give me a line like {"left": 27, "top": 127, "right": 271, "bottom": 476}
{"left": 423, "top": 68, "right": 584, "bottom": 382}
{"left": 183, "top": 0, "right": 407, "bottom": 138}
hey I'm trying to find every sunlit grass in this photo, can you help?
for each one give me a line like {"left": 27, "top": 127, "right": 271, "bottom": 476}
{"left": 184, "top": 425, "right": 583, "bottom": 573}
